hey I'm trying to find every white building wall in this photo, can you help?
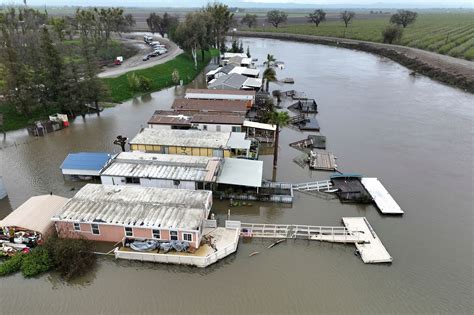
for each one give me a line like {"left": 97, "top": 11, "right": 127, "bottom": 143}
{"left": 148, "top": 124, "right": 172, "bottom": 130}
{"left": 195, "top": 123, "right": 240, "bottom": 133}
{"left": 102, "top": 176, "right": 197, "bottom": 190}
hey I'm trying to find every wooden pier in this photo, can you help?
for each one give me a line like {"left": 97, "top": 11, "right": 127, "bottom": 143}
{"left": 361, "top": 178, "right": 404, "bottom": 214}
{"left": 288, "top": 99, "right": 318, "bottom": 113}
{"left": 235, "top": 217, "right": 393, "bottom": 264}
{"left": 309, "top": 150, "right": 337, "bottom": 171}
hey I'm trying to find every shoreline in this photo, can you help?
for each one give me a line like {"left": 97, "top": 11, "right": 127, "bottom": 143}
{"left": 234, "top": 31, "right": 474, "bottom": 94}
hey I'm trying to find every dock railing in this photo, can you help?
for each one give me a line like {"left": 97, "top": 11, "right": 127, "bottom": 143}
{"left": 240, "top": 222, "right": 290, "bottom": 238}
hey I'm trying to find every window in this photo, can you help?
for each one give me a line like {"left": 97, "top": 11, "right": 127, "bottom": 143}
{"left": 91, "top": 224, "right": 100, "bottom": 235}
{"left": 152, "top": 229, "right": 160, "bottom": 239}
{"left": 125, "top": 177, "right": 140, "bottom": 184}
{"left": 73, "top": 223, "right": 81, "bottom": 231}
{"left": 232, "top": 126, "right": 241, "bottom": 132}
{"left": 170, "top": 231, "right": 178, "bottom": 241}
{"left": 173, "top": 180, "right": 181, "bottom": 186}
{"left": 183, "top": 233, "right": 192, "bottom": 242}
{"left": 216, "top": 125, "right": 221, "bottom": 132}
{"left": 125, "top": 227, "right": 133, "bottom": 237}
{"left": 203, "top": 125, "right": 208, "bottom": 131}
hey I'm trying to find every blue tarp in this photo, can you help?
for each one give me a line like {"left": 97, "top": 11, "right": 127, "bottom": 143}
{"left": 60, "top": 152, "right": 112, "bottom": 171}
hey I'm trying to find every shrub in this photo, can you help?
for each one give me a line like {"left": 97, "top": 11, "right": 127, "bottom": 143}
{"left": 127, "top": 73, "right": 152, "bottom": 93}
{"left": 382, "top": 25, "right": 403, "bottom": 44}
{"left": 21, "top": 247, "right": 53, "bottom": 278}
{"left": 0, "top": 254, "right": 24, "bottom": 276}
{"left": 44, "top": 236, "right": 96, "bottom": 280}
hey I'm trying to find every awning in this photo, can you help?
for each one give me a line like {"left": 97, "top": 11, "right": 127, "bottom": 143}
{"left": 243, "top": 120, "right": 276, "bottom": 131}
{"left": 217, "top": 158, "right": 263, "bottom": 188}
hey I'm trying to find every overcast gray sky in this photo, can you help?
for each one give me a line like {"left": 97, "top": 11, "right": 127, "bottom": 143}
{"left": 2, "top": 0, "right": 473, "bottom": 8}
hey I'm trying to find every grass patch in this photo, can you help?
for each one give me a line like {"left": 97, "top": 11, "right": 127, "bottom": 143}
{"left": 0, "top": 103, "right": 62, "bottom": 132}
{"left": 103, "top": 49, "right": 217, "bottom": 103}
{"left": 251, "top": 13, "right": 474, "bottom": 60}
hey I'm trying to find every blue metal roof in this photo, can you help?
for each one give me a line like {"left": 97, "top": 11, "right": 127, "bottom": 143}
{"left": 60, "top": 152, "right": 112, "bottom": 171}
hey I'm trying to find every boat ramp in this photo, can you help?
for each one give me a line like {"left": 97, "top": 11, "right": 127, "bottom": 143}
{"left": 234, "top": 217, "right": 392, "bottom": 264}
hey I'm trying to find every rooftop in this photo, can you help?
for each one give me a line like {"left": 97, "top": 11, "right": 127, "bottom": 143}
{"left": 1, "top": 195, "right": 69, "bottom": 235}
{"left": 53, "top": 184, "right": 212, "bottom": 230}
{"left": 130, "top": 128, "right": 236, "bottom": 149}
{"left": 191, "top": 114, "right": 245, "bottom": 125}
{"left": 61, "top": 152, "right": 112, "bottom": 171}
{"left": 147, "top": 113, "right": 191, "bottom": 126}
{"left": 208, "top": 73, "right": 248, "bottom": 90}
{"left": 185, "top": 89, "right": 255, "bottom": 96}
{"left": 218, "top": 158, "right": 263, "bottom": 188}
{"left": 171, "top": 98, "right": 249, "bottom": 113}
{"left": 101, "top": 152, "right": 221, "bottom": 183}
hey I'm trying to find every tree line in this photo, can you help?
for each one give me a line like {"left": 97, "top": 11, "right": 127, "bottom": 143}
{"left": 145, "top": 3, "right": 235, "bottom": 69}
{"left": 0, "top": 7, "right": 135, "bottom": 119}
{"left": 241, "top": 9, "right": 418, "bottom": 44}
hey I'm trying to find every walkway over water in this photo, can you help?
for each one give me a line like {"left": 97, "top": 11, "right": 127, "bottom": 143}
{"left": 234, "top": 217, "right": 393, "bottom": 264}
{"left": 361, "top": 178, "right": 404, "bottom": 214}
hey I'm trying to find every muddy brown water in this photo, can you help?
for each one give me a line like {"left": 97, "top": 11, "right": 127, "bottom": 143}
{"left": 0, "top": 37, "right": 472, "bottom": 314}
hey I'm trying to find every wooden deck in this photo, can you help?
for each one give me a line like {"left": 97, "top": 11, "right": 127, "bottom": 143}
{"left": 309, "top": 150, "right": 337, "bottom": 171}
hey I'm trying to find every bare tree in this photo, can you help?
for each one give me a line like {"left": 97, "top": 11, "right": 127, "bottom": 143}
{"left": 340, "top": 10, "right": 355, "bottom": 28}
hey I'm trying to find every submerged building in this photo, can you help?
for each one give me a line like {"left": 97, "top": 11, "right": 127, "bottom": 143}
{"left": 52, "top": 184, "right": 213, "bottom": 248}
{"left": 129, "top": 128, "right": 252, "bottom": 158}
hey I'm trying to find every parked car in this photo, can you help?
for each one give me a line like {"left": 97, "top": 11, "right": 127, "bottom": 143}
{"left": 149, "top": 52, "right": 159, "bottom": 57}
{"left": 142, "top": 55, "right": 150, "bottom": 61}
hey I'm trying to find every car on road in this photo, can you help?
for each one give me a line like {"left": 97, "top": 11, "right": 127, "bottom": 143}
{"left": 142, "top": 55, "right": 150, "bottom": 61}
{"left": 149, "top": 52, "right": 159, "bottom": 57}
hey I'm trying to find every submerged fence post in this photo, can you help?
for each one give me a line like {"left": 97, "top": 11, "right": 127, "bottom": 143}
{"left": 0, "top": 176, "right": 7, "bottom": 200}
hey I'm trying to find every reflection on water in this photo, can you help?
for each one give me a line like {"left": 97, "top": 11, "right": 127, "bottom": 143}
{"left": 0, "top": 37, "right": 472, "bottom": 314}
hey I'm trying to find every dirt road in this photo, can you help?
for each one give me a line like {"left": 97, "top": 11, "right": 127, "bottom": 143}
{"left": 235, "top": 31, "right": 474, "bottom": 93}
{"left": 98, "top": 34, "right": 183, "bottom": 79}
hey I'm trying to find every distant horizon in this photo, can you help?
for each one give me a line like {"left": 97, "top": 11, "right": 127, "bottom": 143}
{"left": 1, "top": 0, "right": 473, "bottom": 9}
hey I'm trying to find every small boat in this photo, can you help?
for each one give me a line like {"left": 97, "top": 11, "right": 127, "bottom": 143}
{"left": 130, "top": 240, "right": 158, "bottom": 251}
{"left": 282, "top": 78, "right": 294, "bottom": 84}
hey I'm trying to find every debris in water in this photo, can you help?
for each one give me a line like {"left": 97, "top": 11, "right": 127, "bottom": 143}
{"left": 267, "top": 239, "right": 286, "bottom": 249}
{"left": 249, "top": 251, "right": 259, "bottom": 257}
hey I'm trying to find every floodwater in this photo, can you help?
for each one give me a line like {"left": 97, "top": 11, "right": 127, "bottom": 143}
{"left": 0, "top": 37, "right": 473, "bottom": 314}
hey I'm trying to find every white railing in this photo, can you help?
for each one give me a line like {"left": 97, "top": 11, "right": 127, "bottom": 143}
{"left": 225, "top": 220, "right": 241, "bottom": 229}
{"left": 240, "top": 222, "right": 290, "bottom": 238}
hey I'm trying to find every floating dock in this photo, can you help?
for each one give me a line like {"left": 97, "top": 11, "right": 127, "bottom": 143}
{"left": 342, "top": 217, "right": 393, "bottom": 263}
{"left": 290, "top": 135, "right": 326, "bottom": 152}
{"left": 309, "top": 150, "right": 337, "bottom": 171}
{"left": 236, "top": 217, "right": 392, "bottom": 264}
{"left": 361, "top": 178, "right": 404, "bottom": 214}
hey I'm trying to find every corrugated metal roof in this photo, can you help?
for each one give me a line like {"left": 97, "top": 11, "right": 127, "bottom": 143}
{"left": 1, "top": 195, "right": 69, "bottom": 235}
{"left": 53, "top": 184, "right": 211, "bottom": 230}
{"left": 172, "top": 98, "right": 248, "bottom": 113}
{"left": 185, "top": 89, "right": 255, "bottom": 96}
{"left": 101, "top": 152, "right": 222, "bottom": 182}
{"left": 61, "top": 152, "right": 112, "bottom": 171}
{"left": 208, "top": 73, "right": 248, "bottom": 89}
{"left": 129, "top": 128, "right": 232, "bottom": 149}
{"left": 217, "top": 158, "right": 263, "bottom": 188}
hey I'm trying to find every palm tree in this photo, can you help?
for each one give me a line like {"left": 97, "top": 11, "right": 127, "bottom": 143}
{"left": 263, "top": 67, "right": 277, "bottom": 92}
{"left": 265, "top": 53, "right": 276, "bottom": 69}
{"left": 266, "top": 110, "right": 290, "bottom": 169}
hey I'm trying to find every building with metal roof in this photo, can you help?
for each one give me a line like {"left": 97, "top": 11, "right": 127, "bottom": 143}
{"left": 129, "top": 128, "right": 251, "bottom": 158}
{"left": 60, "top": 152, "right": 113, "bottom": 177}
{"left": 100, "top": 152, "right": 222, "bottom": 190}
{"left": 171, "top": 98, "right": 250, "bottom": 113}
{"left": 52, "top": 184, "right": 213, "bottom": 247}
{"left": 1, "top": 195, "right": 68, "bottom": 238}
{"left": 217, "top": 158, "right": 263, "bottom": 188}
{"left": 208, "top": 73, "right": 262, "bottom": 90}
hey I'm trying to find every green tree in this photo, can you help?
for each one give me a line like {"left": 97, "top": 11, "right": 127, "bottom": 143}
{"left": 266, "top": 110, "right": 290, "bottom": 169}
{"left": 50, "top": 17, "right": 66, "bottom": 41}
{"left": 174, "top": 12, "right": 211, "bottom": 67}
{"left": 340, "top": 10, "right": 355, "bottom": 28}
{"left": 40, "top": 27, "right": 64, "bottom": 112}
{"left": 382, "top": 25, "right": 403, "bottom": 44}
{"left": 307, "top": 9, "right": 326, "bottom": 27}
{"left": 205, "top": 3, "right": 234, "bottom": 50}
{"left": 390, "top": 10, "right": 418, "bottom": 28}
{"left": 263, "top": 67, "right": 277, "bottom": 92}
{"left": 265, "top": 53, "right": 276, "bottom": 69}
{"left": 241, "top": 13, "right": 257, "bottom": 28}
{"left": 266, "top": 10, "right": 287, "bottom": 28}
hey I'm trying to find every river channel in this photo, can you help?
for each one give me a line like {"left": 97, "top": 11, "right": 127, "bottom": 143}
{"left": 0, "top": 37, "right": 472, "bottom": 314}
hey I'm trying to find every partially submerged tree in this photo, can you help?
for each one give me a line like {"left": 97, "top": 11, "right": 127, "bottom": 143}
{"left": 265, "top": 53, "right": 276, "bottom": 69}
{"left": 340, "top": 10, "right": 355, "bottom": 28}
{"left": 307, "top": 9, "right": 326, "bottom": 27}
{"left": 382, "top": 25, "right": 403, "bottom": 44}
{"left": 266, "top": 10, "right": 287, "bottom": 28}
{"left": 241, "top": 13, "right": 257, "bottom": 28}
{"left": 266, "top": 110, "right": 290, "bottom": 169}
{"left": 263, "top": 67, "right": 277, "bottom": 92}
{"left": 390, "top": 10, "right": 418, "bottom": 28}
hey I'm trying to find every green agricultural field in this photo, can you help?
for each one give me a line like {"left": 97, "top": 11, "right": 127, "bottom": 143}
{"left": 252, "top": 13, "right": 474, "bottom": 60}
